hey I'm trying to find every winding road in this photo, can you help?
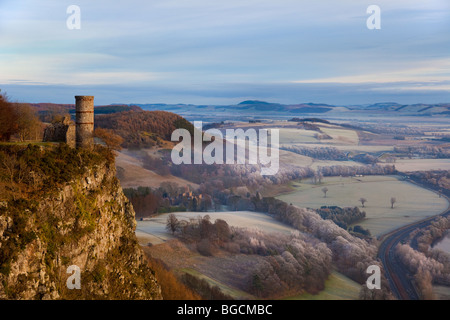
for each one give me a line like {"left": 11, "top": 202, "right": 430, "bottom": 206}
{"left": 377, "top": 177, "right": 450, "bottom": 300}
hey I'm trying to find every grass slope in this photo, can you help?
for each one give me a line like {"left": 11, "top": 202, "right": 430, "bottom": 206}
{"left": 284, "top": 271, "right": 361, "bottom": 300}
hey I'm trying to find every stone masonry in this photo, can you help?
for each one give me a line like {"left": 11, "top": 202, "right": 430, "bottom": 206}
{"left": 43, "top": 115, "right": 76, "bottom": 148}
{"left": 43, "top": 96, "right": 94, "bottom": 149}
{"left": 75, "top": 96, "right": 94, "bottom": 149}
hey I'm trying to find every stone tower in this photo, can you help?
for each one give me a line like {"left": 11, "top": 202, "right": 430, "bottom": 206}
{"left": 75, "top": 96, "right": 94, "bottom": 149}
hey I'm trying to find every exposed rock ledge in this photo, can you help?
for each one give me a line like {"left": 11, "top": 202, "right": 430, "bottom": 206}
{"left": 0, "top": 157, "right": 161, "bottom": 300}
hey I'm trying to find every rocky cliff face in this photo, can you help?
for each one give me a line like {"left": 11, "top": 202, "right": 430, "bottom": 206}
{"left": 0, "top": 151, "right": 161, "bottom": 299}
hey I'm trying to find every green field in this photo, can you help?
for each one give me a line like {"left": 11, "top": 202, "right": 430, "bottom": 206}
{"left": 284, "top": 271, "right": 361, "bottom": 300}
{"left": 277, "top": 175, "right": 449, "bottom": 236}
{"left": 180, "top": 267, "right": 255, "bottom": 300}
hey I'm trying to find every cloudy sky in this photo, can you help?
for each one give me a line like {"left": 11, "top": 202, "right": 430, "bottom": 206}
{"left": 1, "top": 0, "right": 450, "bottom": 105}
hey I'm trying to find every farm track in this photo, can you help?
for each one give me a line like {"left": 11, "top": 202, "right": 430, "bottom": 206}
{"left": 377, "top": 176, "right": 450, "bottom": 300}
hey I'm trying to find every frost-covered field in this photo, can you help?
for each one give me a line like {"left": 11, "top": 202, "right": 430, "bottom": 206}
{"left": 136, "top": 210, "right": 298, "bottom": 245}
{"left": 278, "top": 128, "right": 321, "bottom": 144}
{"left": 320, "top": 127, "right": 359, "bottom": 145}
{"left": 278, "top": 125, "right": 359, "bottom": 146}
{"left": 279, "top": 151, "right": 365, "bottom": 171}
{"left": 277, "top": 175, "right": 449, "bottom": 236}
{"left": 386, "top": 159, "right": 450, "bottom": 172}
{"left": 138, "top": 211, "right": 363, "bottom": 300}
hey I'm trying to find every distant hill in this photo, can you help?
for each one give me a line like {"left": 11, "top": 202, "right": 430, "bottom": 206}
{"left": 29, "top": 103, "right": 143, "bottom": 122}
{"left": 29, "top": 100, "right": 450, "bottom": 118}
{"left": 238, "top": 100, "right": 272, "bottom": 105}
{"left": 136, "top": 101, "right": 335, "bottom": 115}
{"left": 349, "top": 102, "right": 450, "bottom": 115}
{"left": 134, "top": 101, "right": 450, "bottom": 117}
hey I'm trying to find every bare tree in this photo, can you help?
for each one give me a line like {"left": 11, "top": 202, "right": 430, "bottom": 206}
{"left": 317, "top": 171, "right": 323, "bottom": 184}
{"left": 160, "top": 181, "right": 180, "bottom": 198}
{"left": 322, "top": 187, "right": 329, "bottom": 198}
{"left": 390, "top": 197, "right": 396, "bottom": 209}
{"left": 359, "top": 198, "right": 367, "bottom": 208}
{"left": 94, "top": 128, "right": 124, "bottom": 151}
{"left": 166, "top": 213, "right": 179, "bottom": 234}
{"left": 15, "top": 103, "right": 42, "bottom": 141}
{"left": 215, "top": 219, "right": 230, "bottom": 241}
{"left": 0, "top": 152, "right": 22, "bottom": 200}
{"left": 0, "top": 92, "right": 19, "bottom": 141}
{"left": 2, "top": 153, "right": 17, "bottom": 184}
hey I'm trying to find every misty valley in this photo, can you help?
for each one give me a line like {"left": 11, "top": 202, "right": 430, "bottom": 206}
{"left": 111, "top": 101, "right": 449, "bottom": 300}
{"left": 2, "top": 0, "right": 450, "bottom": 312}
{"left": 0, "top": 92, "right": 449, "bottom": 302}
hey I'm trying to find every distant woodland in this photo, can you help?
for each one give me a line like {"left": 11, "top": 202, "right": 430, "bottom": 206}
{"left": 33, "top": 103, "right": 142, "bottom": 123}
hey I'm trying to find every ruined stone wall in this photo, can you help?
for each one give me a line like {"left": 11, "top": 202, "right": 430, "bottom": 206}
{"left": 43, "top": 115, "right": 75, "bottom": 148}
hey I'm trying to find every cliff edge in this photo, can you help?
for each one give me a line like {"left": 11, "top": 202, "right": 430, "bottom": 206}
{"left": 0, "top": 144, "right": 161, "bottom": 299}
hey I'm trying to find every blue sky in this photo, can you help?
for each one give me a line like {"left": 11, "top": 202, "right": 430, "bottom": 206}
{"left": 1, "top": 0, "right": 450, "bottom": 105}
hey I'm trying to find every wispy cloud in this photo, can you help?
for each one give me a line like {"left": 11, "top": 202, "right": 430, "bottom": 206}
{"left": 293, "top": 59, "right": 450, "bottom": 84}
{"left": 1, "top": 0, "right": 449, "bottom": 104}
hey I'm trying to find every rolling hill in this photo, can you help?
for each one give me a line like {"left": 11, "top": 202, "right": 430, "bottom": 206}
{"left": 134, "top": 101, "right": 450, "bottom": 118}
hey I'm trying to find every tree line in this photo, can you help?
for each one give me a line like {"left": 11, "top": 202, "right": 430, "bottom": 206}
{"left": 95, "top": 110, "right": 195, "bottom": 149}
{"left": 316, "top": 206, "right": 367, "bottom": 232}
{"left": 124, "top": 183, "right": 212, "bottom": 218}
{"left": 396, "top": 216, "right": 450, "bottom": 299}
{"left": 164, "top": 190, "right": 394, "bottom": 300}
{"left": 281, "top": 145, "right": 348, "bottom": 161}
{"left": 0, "top": 92, "right": 43, "bottom": 142}
{"left": 166, "top": 214, "right": 332, "bottom": 298}
{"left": 407, "top": 171, "right": 450, "bottom": 197}
{"left": 394, "top": 145, "right": 450, "bottom": 159}
{"left": 249, "top": 197, "right": 393, "bottom": 299}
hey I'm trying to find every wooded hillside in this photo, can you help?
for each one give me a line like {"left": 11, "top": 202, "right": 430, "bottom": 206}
{"left": 95, "top": 110, "right": 195, "bottom": 148}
